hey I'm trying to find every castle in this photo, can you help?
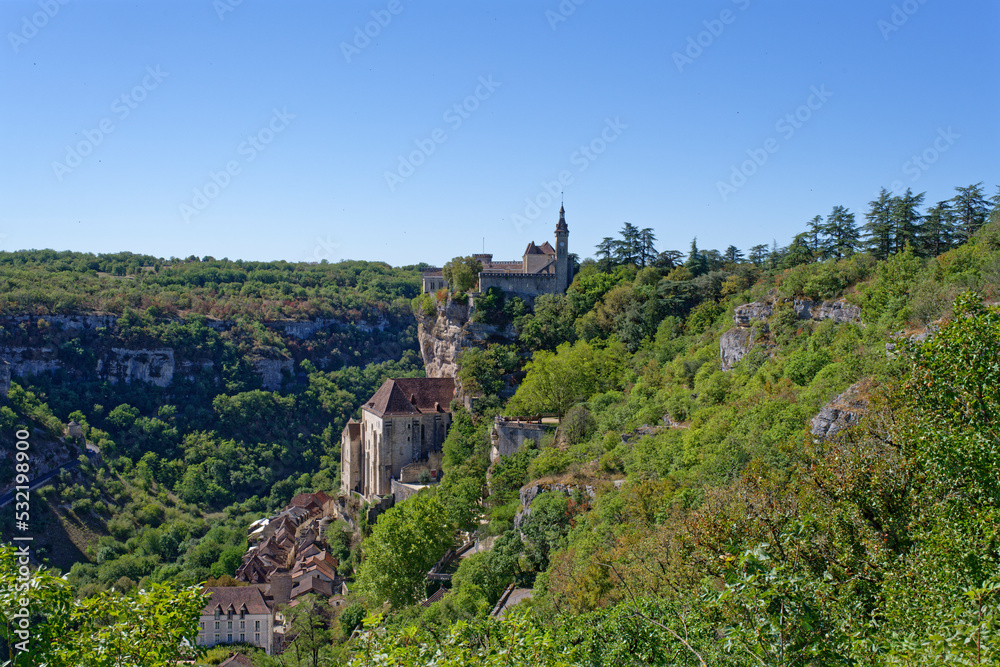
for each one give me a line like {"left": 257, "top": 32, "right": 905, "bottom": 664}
{"left": 422, "top": 206, "right": 572, "bottom": 301}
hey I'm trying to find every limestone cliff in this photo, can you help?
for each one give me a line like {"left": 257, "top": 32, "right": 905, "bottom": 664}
{"left": 810, "top": 379, "right": 872, "bottom": 440}
{"left": 723, "top": 298, "right": 862, "bottom": 371}
{"left": 97, "top": 348, "right": 175, "bottom": 387}
{"left": 0, "top": 358, "right": 10, "bottom": 398}
{"left": 415, "top": 300, "right": 516, "bottom": 379}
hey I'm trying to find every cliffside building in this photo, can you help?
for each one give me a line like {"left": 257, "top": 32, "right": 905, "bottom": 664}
{"left": 341, "top": 377, "right": 455, "bottom": 498}
{"left": 422, "top": 206, "right": 572, "bottom": 300}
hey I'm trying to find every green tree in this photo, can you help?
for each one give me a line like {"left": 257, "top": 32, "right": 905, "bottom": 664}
{"left": 952, "top": 182, "right": 990, "bottom": 241}
{"left": 442, "top": 256, "right": 483, "bottom": 293}
{"left": 864, "top": 187, "right": 895, "bottom": 260}
{"left": 820, "top": 205, "right": 860, "bottom": 260}
{"left": 355, "top": 492, "right": 454, "bottom": 608}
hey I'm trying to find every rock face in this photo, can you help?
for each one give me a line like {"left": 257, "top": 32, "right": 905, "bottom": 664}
{"left": 514, "top": 482, "right": 597, "bottom": 531}
{"left": 720, "top": 327, "right": 756, "bottom": 371}
{"left": 0, "top": 347, "right": 62, "bottom": 376}
{"left": 733, "top": 299, "right": 861, "bottom": 328}
{"left": 0, "top": 359, "right": 10, "bottom": 398}
{"left": 97, "top": 348, "right": 175, "bottom": 387}
{"left": 810, "top": 379, "right": 871, "bottom": 440}
{"left": 252, "top": 357, "right": 294, "bottom": 391}
{"left": 794, "top": 299, "right": 862, "bottom": 324}
{"left": 416, "top": 300, "right": 471, "bottom": 378}
{"left": 733, "top": 302, "right": 774, "bottom": 327}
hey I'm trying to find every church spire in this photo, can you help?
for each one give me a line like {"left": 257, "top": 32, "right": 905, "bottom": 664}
{"left": 556, "top": 203, "right": 568, "bottom": 232}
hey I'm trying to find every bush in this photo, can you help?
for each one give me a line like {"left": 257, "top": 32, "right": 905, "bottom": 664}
{"left": 784, "top": 349, "right": 832, "bottom": 386}
{"left": 528, "top": 448, "right": 572, "bottom": 479}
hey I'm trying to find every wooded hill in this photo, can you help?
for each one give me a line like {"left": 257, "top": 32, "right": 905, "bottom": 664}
{"left": 1, "top": 181, "right": 999, "bottom": 665}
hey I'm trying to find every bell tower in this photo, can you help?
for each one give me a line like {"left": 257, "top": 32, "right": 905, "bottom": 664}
{"left": 554, "top": 204, "right": 570, "bottom": 292}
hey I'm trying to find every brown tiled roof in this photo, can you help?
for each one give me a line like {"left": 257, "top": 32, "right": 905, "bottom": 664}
{"left": 421, "top": 267, "right": 443, "bottom": 276}
{"left": 219, "top": 653, "right": 256, "bottom": 667}
{"left": 421, "top": 587, "right": 448, "bottom": 607}
{"left": 524, "top": 241, "right": 544, "bottom": 255}
{"left": 203, "top": 586, "right": 272, "bottom": 616}
{"left": 538, "top": 241, "right": 556, "bottom": 255}
{"left": 364, "top": 378, "right": 455, "bottom": 417}
{"left": 291, "top": 574, "right": 334, "bottom": 599}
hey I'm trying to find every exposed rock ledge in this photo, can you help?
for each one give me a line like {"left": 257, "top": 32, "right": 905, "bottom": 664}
{"left": 733, "top": 299, "right": 861, "bottom": 327}
{"left": 416, "top": 299, "right": 516, "bottom": 379}
{"left": 810, "top": 379, "right": 872, "bottom": 440}
{"left": 720, "top": 327, "right": 757, "bottom": 371}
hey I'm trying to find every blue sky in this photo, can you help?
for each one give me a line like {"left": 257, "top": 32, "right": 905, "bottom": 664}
{"left": 1, "top": 0, "right": 997, "bottom": 267}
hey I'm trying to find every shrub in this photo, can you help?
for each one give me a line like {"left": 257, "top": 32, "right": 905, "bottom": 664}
{"left": 528, "top": 448, "right": 572, "bottom": 479}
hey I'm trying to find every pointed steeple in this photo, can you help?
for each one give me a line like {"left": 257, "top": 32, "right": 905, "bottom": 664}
{"left": 556, "top": 204, "right": 568, "bottom": 232}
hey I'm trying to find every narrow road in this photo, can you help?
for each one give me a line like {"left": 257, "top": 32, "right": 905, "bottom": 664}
{"left": 0, "top": 450, "right": 97, "bottom": 508}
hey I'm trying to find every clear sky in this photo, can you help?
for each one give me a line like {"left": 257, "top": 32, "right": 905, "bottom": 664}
{"left": 1, "top": 0, "right": 997, "bottom": 267}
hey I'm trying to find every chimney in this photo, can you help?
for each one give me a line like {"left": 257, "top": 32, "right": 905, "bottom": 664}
{"left": 270, "top": 569, "right": 292, "bottom": 607}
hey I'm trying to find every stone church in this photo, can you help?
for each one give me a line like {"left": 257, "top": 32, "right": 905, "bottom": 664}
{"left": 422, "top": 206, "right": 572, "bottom": 301}
{"left": 340, "top": 377, "right": 455, "bottom": 498}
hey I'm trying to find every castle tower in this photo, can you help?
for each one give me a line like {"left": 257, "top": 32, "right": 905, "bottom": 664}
{"left": 554, "top": 205, "right": 570, "bottom": 292}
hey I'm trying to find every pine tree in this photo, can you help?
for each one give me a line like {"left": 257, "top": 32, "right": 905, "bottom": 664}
{"left": 638, "top": 227, "right": 657, "bottom": 267}
{"left": 685, "top": 237, "right": 708, "bottom": 276}
{"left": 891, "top": 188, "right": 925, "bottom": 254}
{"left": 820, "top": 206, "right": 860, "bottom": 260}
{"left": 918, "top": 201, "right": 957, "bottom": 257}
{"left": 618, "top": 222, "right": 641, "bottom": 264}
{"left": 864, "top": 188, "right": 894, "bottom": 260}
{"left": 952, "top": 182, "right": 989, "bottom": 241}
{"left": 807, "top": 215, "right": 824, "bottom": 253}
{"left": 723, "top": 245, "right": 745, "bottom": 264}
{"left": 748, "top": 244, "right": 769, "bottom": 266}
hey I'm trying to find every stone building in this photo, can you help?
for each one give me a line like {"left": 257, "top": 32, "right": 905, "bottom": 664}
{"left": 198, "top": 585, "right": 283, "bottom": 654}
{"left": 422, "top": 206, "right": 572, "bottom": 301}
{"left": 340, "top": 377, "right": 455, "bottom": 498}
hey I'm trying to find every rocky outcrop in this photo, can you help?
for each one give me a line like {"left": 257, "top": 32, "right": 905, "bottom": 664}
{"left": 416, "top": 301, "right": 473, "bottom": 378}
{"left": 97, "top": 348, "right": 175, "bottom": 387}
{"left": 514, "top": 482, "right": 597, "bottom": 531}
{"left": 0, "top": 359, "right": 10, "bottom": 398}
{"left": 733, "top": 299, "right": 861, "bottom": 328}
{"left": 252, "top": 357, "right": 293, "bottom": 391}
{"left": 810, "top": 379, "right": 871, "bottom": 440}
{"left": 720, "top": 327, "right": 756, "bottom": 371}
{"left": 794, "top": 299, "right": 862, "bottom": 324}
{"left": 733, "top": 302, "right": 775, "bottom": 327}
{"left": 0, "top": 347, "right": 62, "bottom": 377}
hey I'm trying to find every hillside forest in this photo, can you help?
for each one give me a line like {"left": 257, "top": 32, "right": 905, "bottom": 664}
{"left": 2, "top": 181, "right": 1000, "bottom": 666}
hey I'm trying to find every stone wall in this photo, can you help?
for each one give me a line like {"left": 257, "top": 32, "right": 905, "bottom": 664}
{"left": 490, "top": 417, "right": 546, "bottom": 464}
{"left": 478, "top": 273, "right": 559, "bottom": 305}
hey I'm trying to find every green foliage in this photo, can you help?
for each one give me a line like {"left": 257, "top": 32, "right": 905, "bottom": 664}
{"left": 355, "top": 492, "right": 455, "bottom": 608}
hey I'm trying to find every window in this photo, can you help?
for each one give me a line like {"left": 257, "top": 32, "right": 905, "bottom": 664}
{"left": 199, "top": 621, "right": 204, "bottom": 629}
{"left": 214, "top": 633, "right": 220, "bottom": 642}
{"left": 240, "top": 609, "right": 245, "bottom": 619}
{"left": 255, "top": 633, "right": 260, "bottom": 644}
{"left": 255, "top": 620, "right": 260, "bottom": 631}
{"left": 227, "top": 621, "right": 232, "bottom": 630}
{"left": 240, "top": 633, "right": 245, "bottom": 642}
{"left": 228, "top": 633, "right": 232, "bottom": 642}
{"left": 214, "top": 621, "right": 219, "bottom": 630}
{"left": 240, "top": 620, "right": 245, "bottom": 629}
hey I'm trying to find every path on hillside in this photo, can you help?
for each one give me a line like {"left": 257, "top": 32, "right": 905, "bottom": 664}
{"left": 0, "top": 447, "right": 100, "bottom": 508}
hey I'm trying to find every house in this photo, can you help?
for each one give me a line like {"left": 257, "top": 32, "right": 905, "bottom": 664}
{"left": 340, "top": 377, "right": 455, "bottom": 498}
{"left": 219, "top": 653, "right": 257, "bottom": 667}
{"left": 422, "top": 206, "right": 571, "bottom": 301}
{"left": 198, "top": 585, "right": 283, "bottom": 655}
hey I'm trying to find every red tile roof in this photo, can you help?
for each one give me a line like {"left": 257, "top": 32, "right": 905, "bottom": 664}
{"left": 219, "top": 653, "right": 257, "bottom": 667}
{"left": 364, "top": 378, "right": 455, "bottom": 417}
{"left": 538, "top": 241, "right": 556, "bottom": 255}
